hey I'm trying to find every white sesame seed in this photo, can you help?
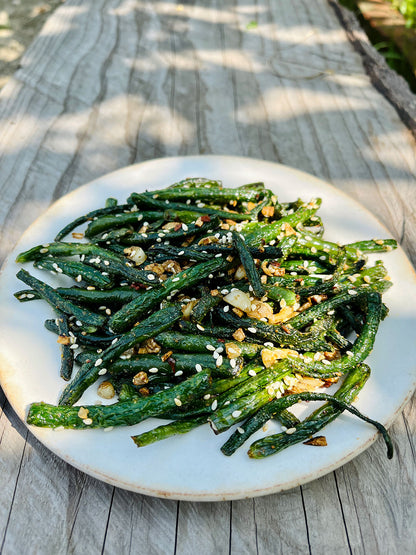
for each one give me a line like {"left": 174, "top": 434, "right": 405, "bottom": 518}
{"left": 178, "top": 250, "right": 185, "bottom": 255}
{"left": 321, "top": 359, "right": 331, "bottom": 365}
{"left": 69, "top": 344, "right": 79, "bottom": 350}
{"left": 230, "top": 359, "right": 236, "bottom": 368}
{"left": 348, "top": 289, "right": 357, "bottom": 295}
{"left": 206, "top": 344, "right": 216, "bottom": 351}
{"left": 281, "top": 426, "right": 287, "bottom": 432}
{"left": 83, "top": 418, "right": 93, "bottom": 425}
{"left": 182, "top": 224, "right": 188, "bottom": 231}
{"left": 237, "top": 427, "right": 245, "bottom": 434}
{"left": 247, "top": 327, "right": 257, "bottom": 333}
{"left": 94, "top": 358, "right": 103, "bottom": 367}
{"left": 172, "top": 277, "right": 180, "bottom": 282}
{"left": 285, "top": 427, "right": 296, "bottom": 435}
{"left": 215, "top": 253, "right": 222, "bottom": 258}
{"left": 98, "top": 368, "right": 107, "bottom": 375}
{"left": 208, "top": 274, "right": 214, "bottom": 279}
{"left": 39, "top": 248, "right": 48, "bottom": 253}
{"left": 248, "top": 369, "right": 257, "bottom": 377}
{"left": 105, "top": 308, "right": 112, "bottom": 315}
{"left": 174, "top": 398, "right": 182, "bottom": 406}
{"left": 195, "top": 364, "right": 203, "bottom": 372}
{"left": 346, "top": 350, "right": 354, "bottom": 357}
{"left": 216, "top": 355, "right": 223, "bottom": 367}
{"left": 223, "top": 305, "right": 229, "bottom": 312}
{"left": 147, "top": 274, "right": 155, "bottom": 280}
{"left": 149, "top": 367, "right": 159, "bottom": 373}
{"left": 196, "top": 324, "right": 205, "bottom": 331}
{"left": 213, "top": 351, "right": 219, "bottom": 359}
{"left": 76, "top": 320, "right": 82, "bottom": 327}
{"left": 174, "top": 370, "right": 183, "bottom": 377}
{"left": 211, "top": 400, "right": 218, "bottom": 411}
{"left": 232, "top": 410, "right": 242, "bottom": 418}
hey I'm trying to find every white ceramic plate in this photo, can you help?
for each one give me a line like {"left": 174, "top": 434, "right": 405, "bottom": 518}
{"left": 0, "top": 155, "right": 415, "bottom": 501}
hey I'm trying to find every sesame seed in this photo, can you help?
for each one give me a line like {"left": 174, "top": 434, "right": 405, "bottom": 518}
{"left": 215, "top": 253, "right": 222, "bottom": 258}
{"left": 230, "top": 359, "right": 236, "bottom": 368}
{"left": 39, "top": 248, "right": 49, "bottom": 253}
{"left": 211, "top": 400, "right": 218, "bottom": 411}
{"left": 69, "top": 344, "right": 79, "bottom": 350}
{"left": 178, "top": 250, "right": 185, "bottom": 255}
{"left": 195, "top": 364, "right": 203, "bottom": 372}
{"left": 76, "top": 320, "right": 82, "bottom": 327}
{"left": 105, "top": 308, "right": 112, "bottom": 315}
{"left": 206, "top": 344, "right": 216, "bottom": 351}
{"left": 348, "top": 289, "right": 357, "bottom": 295}
{"left": 174, "top": 370, "right": 183, "bottom": 377}
{"left": 94, "top": 358, "right": 103, "bottom": 367}
{"left": 237, "top": 427, "right": 245, "bottom": 434}
{"left": 223, "top": 306, "right": 229, "bottom": 312}
{"left": 26, "top": 293, "right": 35, "bottom": 299}
{"left": 346, "top": 350, "right": 354, "bottom": 357}
{"left": 182, "top": 224, "right": 188, "bottom": 231}
{"left": 232, "top": 410, "right": 242, "bottom": 418}
{"left": 98, "top": 368, "right": 107, "bottom": 375}
{"left": 213, "top": 351, "right": 219, "bottom": 359}
{"left": 149, "top": 367, "right": 159, "bottom": 373}
{"left": 196, "top": 324, "right": 205, "bottom": 331}
{"left": 248, "top": 369, "right": 257, "bottom": 377}
{"left": 83, "top": 418, "right": 93, "bottom": 425}
{"left": 285, "top": 427, "right": 296, "bottom": 435}
{"left": 281, "top": 426, "right": 288, "bottom": 432}
{"left": 321, "top": 359, "right": 331, "bottom": 365}
{"left": 174, "top": 398, "right": 182, "bottom": 406}
{"left": 208, "top": 274, "right": 214, "bottom": 279}
{"left": 147, "top": 274, "right": 155, "bottom": 280}
{"left": 264, "top": 342, "right": 274, "bottom": 348}
{"left": 216, "top": 355, "right": 223, "bottom": 367}
{"left": 247, "top": 327, "right": 257, "bottom": 333}
{"left": 172, "top": 277, "right": 180, "bottom": 282}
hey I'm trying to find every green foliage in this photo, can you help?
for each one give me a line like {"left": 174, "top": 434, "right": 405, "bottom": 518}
{"left": 391, "top": 0, "right": 416, "bottom": 28}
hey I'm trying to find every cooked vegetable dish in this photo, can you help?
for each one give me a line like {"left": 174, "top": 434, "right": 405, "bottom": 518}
{"left": 15, "top": 177, "right": 395, "bottom": 458}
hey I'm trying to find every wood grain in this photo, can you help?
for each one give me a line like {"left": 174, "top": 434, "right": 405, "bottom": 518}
{"left": 0, "top": 0, "right": 415, "bottom": 553}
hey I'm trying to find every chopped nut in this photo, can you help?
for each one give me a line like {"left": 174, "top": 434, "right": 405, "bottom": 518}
{"left": 232, "top": 328, "right": 246, "bottom": 342}
{"left": 269, "top": 306, "right": 297, "bottom": 324}
{"left": 161, "top": 350, "right": 173, "bottom": 362}
{"left": 225, "top": 343, "right": 242, "bottom": 359}
{"left": 261, "top": 260, "right": 285, "bottom": 277}
{"left": 210, "top": 289, "right": 219, "bottom": 296}
{"left": 97, "top": 381, "right": 116, "bottom": 399}
{"left": 139, "top": 338, "right": 161, "bottom": 354}
{"left": 261, "top": 347, "right": 299, "bottom": 368}
{"left": 77, "top": 407, "right": 89, "bottom": 419}
{"left": 303, "top": 436, "right": 327, "bottom": 447}
{"left": 261, "top": 205, "right": 275, "bottom": 218}
{"left": 232, "top": 307, "right": 244, "bottom": 317}
{"left": 246, "top": 300, "right": 274, "bottom": 321}
{"left": 195, "top": 217, "right": 204, "bottom": 227}
{"left": 287, "top": 376, "right": 324, "bottom": 394}
{"left": 132, "top": 371, "right": 148, "bottom": 386}
{"left": 139, "top": 387, "right": 150, "bottom": 396}
{"left": 57, "top": 335, "right": 71, "bottom": 345}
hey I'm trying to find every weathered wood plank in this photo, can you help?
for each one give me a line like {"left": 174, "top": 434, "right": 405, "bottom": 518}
{"left": 103, "top": 491, "right": 178, "bottom": 555}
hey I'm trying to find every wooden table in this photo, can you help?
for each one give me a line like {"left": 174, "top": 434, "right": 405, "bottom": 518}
{"left": 0, "top": 1, "right": 415, "bottom": 553}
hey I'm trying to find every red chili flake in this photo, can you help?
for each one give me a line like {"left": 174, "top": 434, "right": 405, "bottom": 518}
{"left": 281, "top": 325, "right": 291, "bottom": 334}
{"left": 174, "top": 223, "right": 182, "bottom": 231}
{"left": 130, "top": 283, "right": 147, "bottom": 290}
{"left": 167, "top": 357, "right": 176, "bottom": 372}
{"left": 200, "top": 215, "right": 211, "bottom": 222}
